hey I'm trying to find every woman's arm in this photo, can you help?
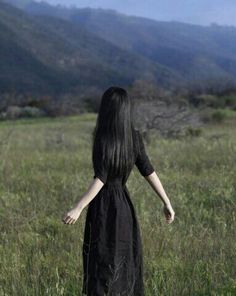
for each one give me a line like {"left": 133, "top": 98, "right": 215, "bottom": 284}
{"left": 144, "top": 171, "right": 175, "bottom": 224}
{"left": 144, "top": 171, "right": 170, "bottom": 205}
{"left": 62, "top": 177, "right": 104, "bottom": 225}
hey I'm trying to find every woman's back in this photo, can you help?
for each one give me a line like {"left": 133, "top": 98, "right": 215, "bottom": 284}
{"left": 93, "top": 128, "right": 155, "bottom": 187}
{"left": 82, "top": 128, "right": 155, "bottom": 296}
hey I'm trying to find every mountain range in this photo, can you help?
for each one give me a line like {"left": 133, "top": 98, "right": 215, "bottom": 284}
{"left": 28, "top": 0, "right": 236, "bottom": 27}
{"left": 1, "top": 0, "right": 236, "bottom": 95}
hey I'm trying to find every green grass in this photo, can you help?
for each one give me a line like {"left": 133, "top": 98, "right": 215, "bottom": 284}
{"left": 0, "top": 112, "right": 235, "bottom": 295}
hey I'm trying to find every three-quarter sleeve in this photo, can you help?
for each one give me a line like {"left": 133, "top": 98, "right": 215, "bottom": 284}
{"left": 93, "top": 145, "right": 108, "bottom": 184}
{"left": 93, "top": 167, "right": 107, "bottom": 184}
{"left": 135, "top": 130, "right": 155, "bottom": 177}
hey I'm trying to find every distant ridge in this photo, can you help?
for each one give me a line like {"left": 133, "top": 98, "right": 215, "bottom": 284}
{"left": 1, "top": 0, "right": 236, "bottom": 95}
{"left": 24, "top": 1, "right": 236, "bottom": 85}
{"left": 0, "top": 1, "right": 183, "bottom": 94}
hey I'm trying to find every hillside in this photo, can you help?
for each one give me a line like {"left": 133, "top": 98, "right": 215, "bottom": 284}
{"left": 2, "top": 0, "right": 236, "bottom": 96}
{"left": 0, "top": 1, "right": 183, "bottom": 95}
{"left": 0, "top": 20, "right": 62, "bottom": 93}
{"left": 22, "top": 1, "right": 236, "bottom": 86}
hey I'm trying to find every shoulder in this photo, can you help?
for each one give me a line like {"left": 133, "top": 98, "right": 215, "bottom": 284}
{"left": 132, "top": 128, "right": 139, "bottom": 144}
{"left": 133, "top": 128, "right": 143, "bottom": 144}
{"left": 133, "top": 128, "right": 141, "bottom": 139}
{"left": 133, "top": 128, "right": 143, "bottom": 155}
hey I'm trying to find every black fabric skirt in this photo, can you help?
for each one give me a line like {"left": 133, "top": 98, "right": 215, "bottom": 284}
{"left": 82, "top": 183, "right": 145, "bottom": 296}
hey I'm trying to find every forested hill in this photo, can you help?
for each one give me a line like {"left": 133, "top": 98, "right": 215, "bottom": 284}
{"left": 22, "top": 0, "right": 236, "bottom": 86}
{"left": 0, "top": 1, "right": 182, "bottom": 95}
{"left": 1, "top": 0, "right": 236, "bottom": 95}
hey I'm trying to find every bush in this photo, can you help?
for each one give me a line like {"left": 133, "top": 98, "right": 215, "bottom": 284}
{"left": 211, "top": 110, "right": 227, "bottom": 123}
{"left": 21, "top": 106, "right": 46, "bottom": 118}
{"left": 1, "top": 106, "right": 46, "bottom": 120}
{"left": 186, "top": 126, "right": 203, "bottom": 137}
{"left": 5, "top": 106, "right": 22, "bottom": 119}
{"left": 189, "top": 94, "right": 236, "bottom": 109}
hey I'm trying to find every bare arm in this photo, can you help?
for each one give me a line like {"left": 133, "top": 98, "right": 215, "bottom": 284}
{"left": 144, "top": 171, "right": 175, "bottom": 223}
{"left": 144, "top": 171, "right": 171, "bottom": 205}
{"left": 74, "top": 177, "right": 104, "bottom": 211}
{"left": 62, "top": 177, "right": 104, "bottom": 224}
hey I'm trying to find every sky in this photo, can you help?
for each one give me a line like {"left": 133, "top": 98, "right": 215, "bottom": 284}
{"left": 35, "top": 0, "right": 236, "bottom": 26}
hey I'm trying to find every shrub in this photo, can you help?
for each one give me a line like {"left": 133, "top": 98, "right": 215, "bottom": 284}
{"left": 21, "top": 106, "right": 46, "bottom": 118}
{"left": 2, "top": 106, "right": 46, "bottom": 120}
{"left": 5, "top": 106, "right": 22, "bottom": 119}
{"left": 186, "top": 126, "right": 203, "bottom": 137}
{"left": 211, "top": 110, "right": 227, "bottom": 123}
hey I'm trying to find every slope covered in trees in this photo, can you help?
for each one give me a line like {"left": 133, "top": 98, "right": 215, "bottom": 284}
{"left": 0, "top": 1, "right": 182, "bottom": 95}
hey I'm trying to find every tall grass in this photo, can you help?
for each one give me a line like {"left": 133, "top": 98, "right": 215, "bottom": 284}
{"left": 0, "top": 114, "right": 235, "bottom": 295}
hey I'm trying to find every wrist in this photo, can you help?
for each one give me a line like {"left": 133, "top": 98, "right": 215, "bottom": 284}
{"left": 75, "top": 203, "right": 84, "bottom": 212}
{"left": 163, "top": 199, "right": 171, "bottom": 207}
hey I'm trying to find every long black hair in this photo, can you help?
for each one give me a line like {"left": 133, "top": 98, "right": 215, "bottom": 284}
{"left": 92, "top": 86, "right": 136, "bottom": 183}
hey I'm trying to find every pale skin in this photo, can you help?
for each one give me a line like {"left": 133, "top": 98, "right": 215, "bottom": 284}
{"left": 62, "top": 171, "right": 175, "bottom": 225}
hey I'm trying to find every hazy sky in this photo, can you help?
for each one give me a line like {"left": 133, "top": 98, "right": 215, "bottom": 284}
{"left": 35, "top": 0, "right": 236, "bottom": 26}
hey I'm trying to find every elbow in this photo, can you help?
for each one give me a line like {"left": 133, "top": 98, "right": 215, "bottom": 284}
{"left": 144, "top": 169, "right": 155, "bottom": 178}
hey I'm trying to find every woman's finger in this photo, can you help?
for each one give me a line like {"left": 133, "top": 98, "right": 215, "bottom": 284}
{"left": 62, "top": 214, "right": 69, "bottom": 222}
{"left": 64, "top": 215, "right": 72, "bottom": 224}
{"left": 68, "top": 217, "right": 75, "bottom": 224}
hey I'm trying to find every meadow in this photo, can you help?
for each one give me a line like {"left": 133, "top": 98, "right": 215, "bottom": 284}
{"left": 0, "top": 112, "right": 235, "bottom": 296}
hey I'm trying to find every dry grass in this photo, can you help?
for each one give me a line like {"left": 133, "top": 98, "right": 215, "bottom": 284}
{"left": 0, "top": 113, "right": 235, "bottom": 295}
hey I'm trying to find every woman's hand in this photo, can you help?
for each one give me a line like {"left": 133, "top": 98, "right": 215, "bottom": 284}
{"left": 163, "top": 203, "right": 175, "bottom": 224}
{"left": 62, "top": 206, "right": 82, "bottom": 225}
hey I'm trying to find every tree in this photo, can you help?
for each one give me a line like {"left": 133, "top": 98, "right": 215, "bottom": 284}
{"left": 129, "top": 79, "right": 203, "bottom": 138}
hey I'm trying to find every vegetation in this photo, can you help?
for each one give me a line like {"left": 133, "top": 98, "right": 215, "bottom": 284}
{"left": 24, "top": 0, "right": 236, "bottom": 88}
{"left": 0, "top": 112, "right": 235, "bottom": 295}
{"left": 0, "top": 4, "right": 235, "bottom": 293}
{"left": 2, "top": 1, "right": 236, "bottom": 97}
{"left": 0, "top": 1, "right": 180, "bottom": 95}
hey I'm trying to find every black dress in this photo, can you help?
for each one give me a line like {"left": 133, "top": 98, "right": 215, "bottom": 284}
{"left": 82, "top": 129, "right": 155, "bottom": 296}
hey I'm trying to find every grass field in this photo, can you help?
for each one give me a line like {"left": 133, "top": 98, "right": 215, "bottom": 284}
{"left": 0, "top": 113, "right": 235, "bottom": 295}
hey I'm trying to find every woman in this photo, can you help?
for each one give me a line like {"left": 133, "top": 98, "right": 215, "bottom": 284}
{"left": 62, "top": 86, "right": 175, "bottom": 296}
